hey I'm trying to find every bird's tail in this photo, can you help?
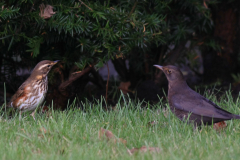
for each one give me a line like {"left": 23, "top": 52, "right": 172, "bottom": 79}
{"left": 232, "top": 114, "right": 240, "bottom": 119}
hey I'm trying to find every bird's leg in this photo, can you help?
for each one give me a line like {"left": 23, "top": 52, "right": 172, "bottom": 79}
{"left": 19, "top": 112, "right": 21, "bottom": 121}
{"left": 30, "top": 111, "right": 36, "bottom": 121}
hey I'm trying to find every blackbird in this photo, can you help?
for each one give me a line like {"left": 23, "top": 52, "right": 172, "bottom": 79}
{"left": 154, "top": 65, "right": 240, "bottom": 126}
{"left": 7, "top": 60, "right": 59, "bottom": 119}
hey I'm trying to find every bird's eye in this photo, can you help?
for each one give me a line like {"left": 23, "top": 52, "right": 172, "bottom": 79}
{"left": 168, "top": 70, "right": 172, "bottom": 74}
{"left": 47, "top": 65, "right": 51, "bottom": 68}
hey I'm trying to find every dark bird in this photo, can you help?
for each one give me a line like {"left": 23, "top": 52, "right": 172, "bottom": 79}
{"left": 154, "top": 65, "right": 240, "bottom": 126}
{"left": 7, "top": 60, "right": 59, "bottom": 119}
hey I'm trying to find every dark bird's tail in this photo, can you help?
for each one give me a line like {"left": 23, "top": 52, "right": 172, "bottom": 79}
{"left": 232, "top": 114, "right": 240, "bottom": 119}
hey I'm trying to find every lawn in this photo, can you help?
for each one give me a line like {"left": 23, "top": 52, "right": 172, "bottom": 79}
{"left": 1, "top": 90, "right": 240, "bottom": 160}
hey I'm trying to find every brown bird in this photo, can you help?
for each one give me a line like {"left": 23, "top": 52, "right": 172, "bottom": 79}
{"left": 7, "top": 60, "right": 59, "bottom": 119}
{"left": 154, "top": 65, "right": 240, "bottom": 126}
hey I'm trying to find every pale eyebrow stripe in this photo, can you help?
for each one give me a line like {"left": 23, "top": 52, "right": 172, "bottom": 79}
{"left": 38, "top": 64, "right": 49, "bottom": 70}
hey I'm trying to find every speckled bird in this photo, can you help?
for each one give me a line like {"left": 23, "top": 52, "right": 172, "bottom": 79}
{"left": 7, "top": 60, "right": 59, "bottom": 119}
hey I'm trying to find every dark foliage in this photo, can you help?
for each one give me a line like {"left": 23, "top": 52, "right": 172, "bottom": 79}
{"left": 2, "top": 0, "right": 239, "bottom": 108}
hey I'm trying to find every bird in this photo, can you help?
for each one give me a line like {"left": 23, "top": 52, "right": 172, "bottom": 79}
{"left": 154, "top": 65, "right": 240, "bottom": 126}
{"left": 7, "top": 60, "right": 59, "bottom": 119}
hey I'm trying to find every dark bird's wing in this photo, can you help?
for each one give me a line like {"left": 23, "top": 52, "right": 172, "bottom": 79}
{"left": 170, "top": 90, "right": 240, "bottom": 120}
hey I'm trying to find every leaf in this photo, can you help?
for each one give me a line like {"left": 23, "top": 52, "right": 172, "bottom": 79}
{"left": 39, "top": 127, "right": 47, "bottom": 134}
{"left": 127, "top": 146, "right": 161, "bottom": 155}
{"left": 147, "top": 120, "right": 158, "bottom": 127}
{"left": 213, "top": 121, "right": 227, "bottom": 131}
{"left": 98, "top": 128, "right": 127, "bottom": 145}
{"left": 118, "top": 81, "right": 131, "bottom": 94}
{"left": 39, "top": 4, "right": 56, "bottom": 19}
{"left": 21, "top": 128, "right": 26, "bottom": 133}
{"left": 99, "top": 128, "right": 114, "bottom": 140}
{"left": 38, "top": 127, "right": 49, "bottom": 138}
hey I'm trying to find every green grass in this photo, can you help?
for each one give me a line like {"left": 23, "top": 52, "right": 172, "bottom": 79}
{"left": 1, "top": 90, "right": 240, "bottom": 160}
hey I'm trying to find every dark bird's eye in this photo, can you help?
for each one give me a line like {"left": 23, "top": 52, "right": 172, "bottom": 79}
{"left": 47, "top": 65, "right": 51, "bottom": 68}
{"left": 168, "top": 70, "right": 172, "bottom": 74}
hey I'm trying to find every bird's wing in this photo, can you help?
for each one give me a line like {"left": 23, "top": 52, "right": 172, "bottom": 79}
{"left": 8, "top": 82, "right": 31, "bottom": 108}
{"left": 170, "top": 92, "right": 233, "bottom": 119}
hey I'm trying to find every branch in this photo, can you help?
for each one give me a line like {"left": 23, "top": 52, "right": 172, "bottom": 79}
{"left": 58, "top": 66, "right": 92, "bottom": 94}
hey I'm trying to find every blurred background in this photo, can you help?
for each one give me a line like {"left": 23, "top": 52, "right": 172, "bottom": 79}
{"left": 1, "top": 0, "right": 240, "bottom": 109}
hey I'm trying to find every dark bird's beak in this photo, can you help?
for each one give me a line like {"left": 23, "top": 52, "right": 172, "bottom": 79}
{"left": 153, "top": 65, "right": 163, "bottom": 70}
{"left": 53, "top": 60, "right": 60, "bottom": 65}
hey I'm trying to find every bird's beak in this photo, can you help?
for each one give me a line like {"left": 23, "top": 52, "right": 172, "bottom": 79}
{"left": 53, "top": 60, "right": 60, "bottom": 65}
{"left": 153, "top": 65, "right": 163, "bottom": 70}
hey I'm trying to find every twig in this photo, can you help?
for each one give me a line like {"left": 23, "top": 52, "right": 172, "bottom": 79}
{"left": 128, "top": 1, "right": 138, "bottom": 18}
{"left": 79, "top": 0, "right": 93, "bottom": 11}
{"left": 105, "top": 62, "right": 110, "bottom": 104}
